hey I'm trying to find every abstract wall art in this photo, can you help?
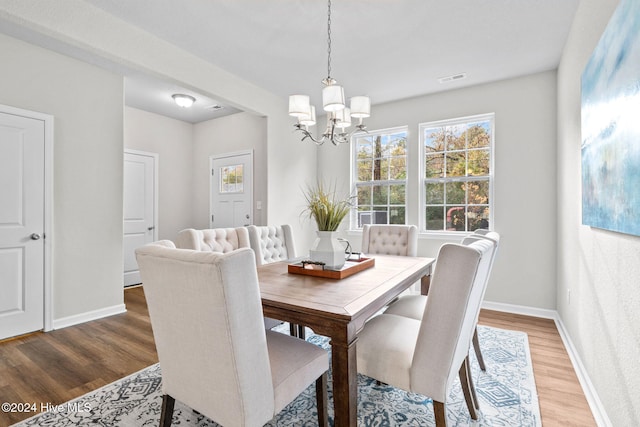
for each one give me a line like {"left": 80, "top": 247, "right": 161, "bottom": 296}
{"left": 581, "top": 0, "right": 640, "bottom": 236}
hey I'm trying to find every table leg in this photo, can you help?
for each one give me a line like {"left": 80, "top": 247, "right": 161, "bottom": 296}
{"left": 421, "top": 274, "right": 431, "bottom": 295}
{"left": 330, "top": 336, "right": 358, "bottom": 427}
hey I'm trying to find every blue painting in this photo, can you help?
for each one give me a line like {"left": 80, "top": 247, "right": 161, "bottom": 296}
{"left": 581, "top": 0, "right": 640, "bottom": 236}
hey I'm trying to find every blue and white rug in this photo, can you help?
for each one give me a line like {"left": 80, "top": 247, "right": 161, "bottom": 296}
{"left": 15, "top": 326, "right": 540, "bottom": 426}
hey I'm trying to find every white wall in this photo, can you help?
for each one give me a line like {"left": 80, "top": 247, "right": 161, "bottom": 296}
{"left": 124, "top": 106, "right": 193, "bottom": 242}
{"left": 0, "top": 0, "right": 317, "bottom": 259}
{"left": 0, "top": 33, "right": 124, "bottom": 319}
{"left": 320, "top": 71, "right": 558, "bottom": 309}
{"left": 124, "top": 108, "right": 270, "bottom": 239}
{"left": 557, "top": 0, "right": 639, "bottom": 424}
{"left": 193, "top": 112, "right": 268, "bottom": 228}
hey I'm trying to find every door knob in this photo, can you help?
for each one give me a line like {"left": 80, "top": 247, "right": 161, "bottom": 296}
{"left": 148, "top": 226, "right": 155, "bottom": 231}
{"left": 245, "top": 214, "right": 250, "bottom": 219}
{"left": 30, "top": 233, "right": 41, "bottom": 240}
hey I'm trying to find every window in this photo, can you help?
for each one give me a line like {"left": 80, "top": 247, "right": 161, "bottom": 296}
{"left": 351, "top": 127, "right": 408, "bottom": 228}
{"left": 220, "top": 164, "right": 244, "bottom": 193}
{"left": 420, "top": 114, "right": 493, "bottom": 232}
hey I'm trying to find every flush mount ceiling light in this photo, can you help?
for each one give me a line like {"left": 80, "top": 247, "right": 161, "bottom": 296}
{"left": 172, "top": 94, "right": 196, "bottom": 108}
{"left": 288, "top": 0, "right": 370, "bottom": 146}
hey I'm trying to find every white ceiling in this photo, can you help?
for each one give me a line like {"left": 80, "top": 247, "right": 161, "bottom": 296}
{"left": 30, "top": 1, "right": 583, "bottom": 123}
{"left": 124, "top": 73, "right": 241, "bottom": 124}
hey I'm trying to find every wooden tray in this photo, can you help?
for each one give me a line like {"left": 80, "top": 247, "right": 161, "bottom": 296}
{"left": 288, "top": 257, "right": 375, "bottom": 280}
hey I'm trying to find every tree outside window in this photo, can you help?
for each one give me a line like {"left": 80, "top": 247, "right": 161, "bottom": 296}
{"left": 352, "top": 127, "right": 408, "bottom": 228}
{"left": 421, "top": 114, "right": 493, "bottom": 232}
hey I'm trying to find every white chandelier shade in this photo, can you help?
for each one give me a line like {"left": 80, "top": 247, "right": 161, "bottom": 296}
{"left": 350, "top": 96, "right": 371, "bottom": 118}
{"left": 322, "top": 85, "right": 346, "bottom": 112}
{"left": 299, "top": 105, "right": 317, "bottom": 127}
{"left": 288, "top": 95, "right": 311, "bottom": 117}
{"left": 335, "top": 107, "right": 351, "bottom": 129}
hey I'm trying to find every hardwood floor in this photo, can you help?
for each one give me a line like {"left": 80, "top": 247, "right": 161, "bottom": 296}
{"left": 0, "top": 287, "right": 595, "bottom": 426}
{"left": 0, "top": 287, "right": 158, "bottom": 426}
{"left": 478, "top": 309, "right": 596, "bottom": 426}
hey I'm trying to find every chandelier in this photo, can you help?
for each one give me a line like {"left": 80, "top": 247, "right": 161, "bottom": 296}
{"left": 288, "top": 0, "right": 371, "bottom": 146}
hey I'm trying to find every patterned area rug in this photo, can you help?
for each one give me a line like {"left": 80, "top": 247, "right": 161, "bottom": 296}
{"left": 15, "top": 325, "right": 540, "bottom": 426}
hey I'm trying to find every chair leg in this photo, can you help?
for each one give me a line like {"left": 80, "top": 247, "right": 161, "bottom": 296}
{"left": 465, "top": 355, "right": 480, "bottom": 410}
{"left": 473, "top": 327, "right": 486, "bottom": 371}
{"left": 315, "top": 372, "right": 329, "bottom": 427}
{"left": 458, "top": 360, "right": 478, "bottom": 420}
{"left": 433, "top": 400, "right": 446, "bottom": 427}
{"left": 288, "top": 323, "right": 306, "bottom": 340}
{"left": 159, "top": 394, "right": 175, "bottom": 427}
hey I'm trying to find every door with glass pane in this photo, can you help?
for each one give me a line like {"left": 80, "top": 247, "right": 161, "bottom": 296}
{"left": 210, "top": 151, "right": 253, "bottom": 228}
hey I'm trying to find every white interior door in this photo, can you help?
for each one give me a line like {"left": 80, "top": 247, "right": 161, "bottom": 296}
{"left": 210, "top": 151, "right": 253, "bottom": 228}
{"left": 0, "top": 111, "right": 45, "bottom": 339}
{"left": 123, "top": 150, "right": 156, "bottom": 287}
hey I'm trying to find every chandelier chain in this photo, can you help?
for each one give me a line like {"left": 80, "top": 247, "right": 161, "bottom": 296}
{"left": 327, "top": 0, "right": 332, "bottom": 79}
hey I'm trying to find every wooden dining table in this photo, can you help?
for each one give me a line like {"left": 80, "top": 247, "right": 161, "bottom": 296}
{"left": 257, "top": 254, "right": 435, "bottom": 427}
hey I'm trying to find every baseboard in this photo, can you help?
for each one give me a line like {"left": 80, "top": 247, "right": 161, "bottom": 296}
{"left": 52, "top": 304, "right": 127, "bottom": 330}
{"left": 482, "top": 300, "right": 612, "bottom": 427}
{"left": 554, "top": 316, "right": 612, "bottom": 427}
{"left": 481, "top": 300, "right": 557, "bottom": 319}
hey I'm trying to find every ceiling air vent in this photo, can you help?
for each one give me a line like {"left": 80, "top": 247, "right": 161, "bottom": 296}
{"left": 438, "top": 73, "right": 467, "bottom": 84}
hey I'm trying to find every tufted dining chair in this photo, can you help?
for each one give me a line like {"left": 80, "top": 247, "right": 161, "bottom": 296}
{"left": 247, "top": 225, "right": 297, "bottom": 266}
{"left": 362, "top": 224, "right": 419, "bottom": 297}
{"left": 175, "top": 227, "right": 250, "bottom": 253}
{"left": 176, "top": 226, "right": 282, "bottom": 331}
{"left": 361, "top": 224, "right": 418, "bottom": 257}
{"left": 136, "top": 242, "right": 329, "bottom": 427}
{"left": 356, "top": 239, "right": 494, "bottom": 426}
{"left": 247, "top": 224, "right": 305, "bottom": 336}
{"left": 384, "top": 230, "right": 500, "bottom": 372}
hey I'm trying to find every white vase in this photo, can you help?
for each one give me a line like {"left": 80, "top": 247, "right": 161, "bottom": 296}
{"left": 309, "top": 231, "right": 346, "bottom": 269}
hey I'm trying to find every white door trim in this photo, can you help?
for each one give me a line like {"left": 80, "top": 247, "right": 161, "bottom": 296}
{"left": 0, "top": 104, "right": 54, "bottom": 332}
{"left": 124, "top": 148, "right": 159, "bottom": 242}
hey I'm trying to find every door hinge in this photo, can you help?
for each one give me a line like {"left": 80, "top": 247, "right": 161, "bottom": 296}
{"left": 211, "top": 169, "right": 214, "bottom": 176}
{"left": 211, "top": 214, "right": 214, "bottom": 223}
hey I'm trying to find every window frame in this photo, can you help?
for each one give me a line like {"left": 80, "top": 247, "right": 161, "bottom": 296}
{"left": 349, "top": 126, "right": 409, "bottom": 230}
{"left": 418, "top": 113, "right": 495, "bottom": 235}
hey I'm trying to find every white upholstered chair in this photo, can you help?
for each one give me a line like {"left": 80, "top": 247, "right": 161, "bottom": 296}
{"left": 175, "top": 227, "right": 250, "bottom": 253}
{"left": 356, "top": 239, "right": 494, "bottom": 426}
{"left": 247, "top": 224, "right": 297, "bottom": 266}
{"left": 136, "top": 242, "right": 329, "bottom": 427}
{"left": 247, "top": 224, "right": 300, "bottom": 333}
{"left": 176, "top": 226, "right": 283, "bottom": 331}
{"left": 361, "top": 224, "right": 419, "bottom": 297}
{"left": 383, "top": 230, "right": 500, "bottom": 371}
{"left": 361, "top": 224, "right": 418, "bottom": 257}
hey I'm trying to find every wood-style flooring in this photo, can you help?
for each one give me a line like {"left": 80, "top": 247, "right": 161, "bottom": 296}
{"left": 0, "top": 287, "right": 596, "bottom": 426}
